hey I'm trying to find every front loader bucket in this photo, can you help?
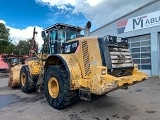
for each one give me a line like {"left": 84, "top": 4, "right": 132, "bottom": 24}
{"left": 8, "top": 64, "right": 23, "bottom": 88}
{"left": 117, "top": 65, "right": 148, "bottom": 88}
{"left": 90, "top": 65, "right": 148, "bottom": 95}
{"left": 117, "top": 72, "right": 148, "bottom": 88}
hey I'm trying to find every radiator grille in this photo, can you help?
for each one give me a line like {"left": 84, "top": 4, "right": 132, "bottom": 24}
{"left": 82, "top": 41, "right": 91, "bottom": 76}
{"left": 109, "top": 47, "right": 133, "bottom": 68}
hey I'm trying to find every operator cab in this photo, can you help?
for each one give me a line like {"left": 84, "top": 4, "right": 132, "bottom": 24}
{"left": 41, "top": 23, "right": 82, "bottom": 54}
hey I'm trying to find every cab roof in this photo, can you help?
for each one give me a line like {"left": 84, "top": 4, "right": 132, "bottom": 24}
{"left": 44, "top": 23, "right": 82, "bottom": 33}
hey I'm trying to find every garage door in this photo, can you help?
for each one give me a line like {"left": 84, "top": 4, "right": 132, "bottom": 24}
{"left": 128, "top": 34, "right": 151, "bottom": 76}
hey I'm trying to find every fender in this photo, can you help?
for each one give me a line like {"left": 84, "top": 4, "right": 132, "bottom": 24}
{"left": 44, "top": 54, "right": 82, "bottom": 90}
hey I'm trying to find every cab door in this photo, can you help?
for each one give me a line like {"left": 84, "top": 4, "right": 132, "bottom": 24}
{"left": 49, "top": 30, "right": 66, "bottom": 54}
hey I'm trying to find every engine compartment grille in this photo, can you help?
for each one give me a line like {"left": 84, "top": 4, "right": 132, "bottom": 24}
{"left": 82, "top": 41, "right": 91, "bottom": 77}
{"left": 109, "top": 46, "right": 134, "bottom": 77}
{"left": 98, "top": 37, "right": 134, "bottom": 77}
{"left": 109, "top": 46, "right": 133, "bottom": 68}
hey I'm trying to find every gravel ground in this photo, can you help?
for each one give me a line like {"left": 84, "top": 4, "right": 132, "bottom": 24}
{"left": 0, "top": 77, "right": 160, "bottom": 120}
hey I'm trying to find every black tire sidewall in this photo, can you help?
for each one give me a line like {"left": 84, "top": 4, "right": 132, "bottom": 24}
{"left": 44, "top": 66, "right": 66, "bottom": 109}
{"left": 20, "top": 66, "right": 30, "bottom": 93}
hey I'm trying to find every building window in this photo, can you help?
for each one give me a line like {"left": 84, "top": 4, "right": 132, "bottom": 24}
{"left": 128, "top": 34, "right": 151, "bottom": 70}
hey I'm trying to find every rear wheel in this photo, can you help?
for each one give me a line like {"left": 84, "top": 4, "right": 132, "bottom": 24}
{"left": 20, "top": 66, "right": 36, "bottom": 93}
{"left": 44, "top": 66, "right": 78, "bottom": 110}
{"left": 48, "top": 77, "right": 59, "bottom": 98}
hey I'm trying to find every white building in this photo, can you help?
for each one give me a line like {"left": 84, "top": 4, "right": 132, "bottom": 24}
{"left": 91, "top": 0, "right": 160, "bottom": 77}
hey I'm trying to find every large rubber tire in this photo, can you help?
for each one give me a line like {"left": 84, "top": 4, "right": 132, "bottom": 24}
{"left": 44, "top": 66, "right": 78, "bottom": 110}
{"left": 20, "top": 66, "right": 36, "bottom": 93}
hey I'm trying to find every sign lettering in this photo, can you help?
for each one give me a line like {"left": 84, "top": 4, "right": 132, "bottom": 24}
{"left": 117, "top": 10, "right": 160, "bottom": 34}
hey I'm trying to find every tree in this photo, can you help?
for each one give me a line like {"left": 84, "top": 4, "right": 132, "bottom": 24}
{"left": 0, "top": 23, "right": 15, "bottom": 54}
{"left": 0, "top": 23, "right": 38, "bottom": 55}
{"left": 13, "top": 40, "right": 29, "bottom": 55}
{"left": 14, "top": 39, "right": 38, "bottom": 56}
{"left": 0, "top": 23, "right": 10, "bottom": 41}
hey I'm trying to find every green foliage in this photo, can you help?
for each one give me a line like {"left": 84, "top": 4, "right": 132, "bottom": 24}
{"left": 14, "top": 39, "right": 32, "bottom": 55}
{"left": 0, "top": 40, "right": 15, "bottom": 54}
{"left": 0, "top": 23, "right": 10, "bottom": 41}
{"left": 0, "top": 23, "right": 38, "bottom": 55}
{"left": 0, "top": 23, "right": 15, "bottom": 54}
{"left": 13, "top": 39, "right": 38, "bottom": 55}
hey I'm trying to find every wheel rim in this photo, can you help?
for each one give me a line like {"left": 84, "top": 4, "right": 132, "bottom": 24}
{"left": 21, "top": 72, "right": 26, "bottom": 86}
{"left": 48, "top": 77, "right": 59, "bottom": 98}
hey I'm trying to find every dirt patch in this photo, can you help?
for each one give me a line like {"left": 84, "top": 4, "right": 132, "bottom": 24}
{"left": 145, "top": 110, "right": 156, "bottom": 113}
{"left": 93, "top": 117, "right": 100, "bottom": 120}
{"left": 121, "top": 115, "right": 131, "bottom": 120}
{"left": 69, "top": 113, "right": 83, "bottom": 120}
{"left": 112, "top": 114, "right": 120, "bottom": 118}
{"left": 135, "top": 89, "right": 143, "bottom": 92}
{"left": 94, "top": 101, "right": 114, "bottom": 108}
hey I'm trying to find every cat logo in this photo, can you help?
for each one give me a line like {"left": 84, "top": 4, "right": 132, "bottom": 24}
{"left": 117, "top": 54, "right": 126, "bottom": 63}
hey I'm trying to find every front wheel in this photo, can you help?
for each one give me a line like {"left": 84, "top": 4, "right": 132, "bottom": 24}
{"left": 44, "top": 66, "right": 78, "bottom": 110}
{"left": 20, "top": 66, "right": 36, "bottom": 93}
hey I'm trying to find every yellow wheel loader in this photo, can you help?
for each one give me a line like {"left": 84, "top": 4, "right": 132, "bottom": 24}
{"left": 41, "top": 22, "right": 147, "bottom": 109}
{"left": 9, "top": 21, "right": 148, "bottom": 110}
{"left": 8, "top": 23, "right": 83, "bottom": 92}
{"left": 19, "top": 23, "right": 83, "bottom": 93}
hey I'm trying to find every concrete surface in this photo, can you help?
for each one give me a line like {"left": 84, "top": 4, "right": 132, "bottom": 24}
{"left": 0, "top": 78, "right": 160, "bottom": 120}
{"left": 0, "top": 73, "right": 9, "bottom": 78}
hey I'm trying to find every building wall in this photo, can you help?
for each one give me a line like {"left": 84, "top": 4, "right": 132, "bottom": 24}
{"left": 91, "top": 0, "right": 160, "bottom": 77}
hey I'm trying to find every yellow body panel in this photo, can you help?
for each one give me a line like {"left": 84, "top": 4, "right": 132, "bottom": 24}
{"left": 58, "top": 54, "right": 82, "bottom": 89}
{"left": 57, "top": 36, "right": 148, "bottom": 95}
{"left": 27, "top": 59, "right": 42, "bottom": 75}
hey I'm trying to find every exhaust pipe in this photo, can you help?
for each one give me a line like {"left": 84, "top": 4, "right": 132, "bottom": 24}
{"left": 84, "top": 21, "right": 91, "bottom": 37}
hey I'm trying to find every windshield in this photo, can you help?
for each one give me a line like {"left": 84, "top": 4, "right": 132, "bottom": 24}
{"left": 46, "top": 29, "right": 80, "bottom": 54}
{"left": 66, "top": 30, "right": 79, "bottom": 41}
{"left": 50, "top": 29, "right": 79, "bottom": 42}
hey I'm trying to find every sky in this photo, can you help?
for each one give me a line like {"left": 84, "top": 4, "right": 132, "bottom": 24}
{"left": 0, "top": 0, "right": 153, "bottom": 47}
